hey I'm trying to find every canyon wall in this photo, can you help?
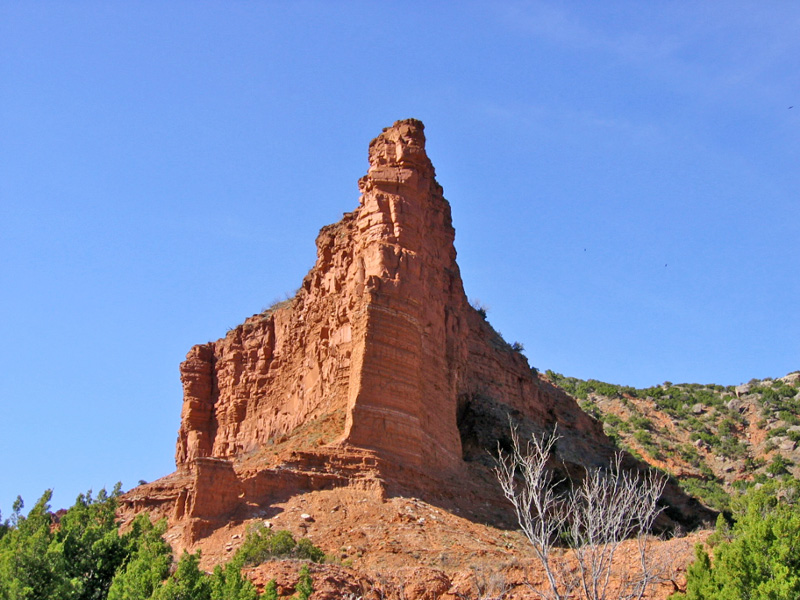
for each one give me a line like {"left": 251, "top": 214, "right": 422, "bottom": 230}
{"left": 174, "top": 119, "right": 604, "bottom": 481}
{"left": 119, "top": 119, "right": 703, "bottom": 546}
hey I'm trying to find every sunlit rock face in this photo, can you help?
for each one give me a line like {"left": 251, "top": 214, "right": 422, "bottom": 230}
{"left": 123, "top": 119, "right": 714, "bottom": 548}
{"left": 174, "top": 119, "right": 602, "bottom": 477}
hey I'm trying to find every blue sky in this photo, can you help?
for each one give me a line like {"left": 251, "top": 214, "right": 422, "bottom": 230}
{"left": 2, "top": 2, "right": 798, "bottom": 515}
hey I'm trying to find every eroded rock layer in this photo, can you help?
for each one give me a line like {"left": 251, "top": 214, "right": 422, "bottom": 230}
{"left": 122, "top": 120, "right": 708, "bottom": 544}
{"left": 174, "top": 119, "right": 604, "bottom": 476}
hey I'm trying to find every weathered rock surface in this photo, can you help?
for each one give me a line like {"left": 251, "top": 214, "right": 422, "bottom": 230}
{"left": 227, "top": 485, "right": 708, "bottom": 600}
{"left": 119, "top": 120, "right": 710, "bottom": 567}
{"left": 172, "top": 118, "right": 609, "bottom": 473}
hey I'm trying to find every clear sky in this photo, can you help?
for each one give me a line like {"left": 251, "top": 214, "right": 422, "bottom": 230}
{"left": 2, "top": 2, "right": 798, "bottom": 516}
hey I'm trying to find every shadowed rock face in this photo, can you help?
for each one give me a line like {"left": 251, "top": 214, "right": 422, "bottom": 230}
{"left": 123, "top": 120, "right": 712, "bottom": 543}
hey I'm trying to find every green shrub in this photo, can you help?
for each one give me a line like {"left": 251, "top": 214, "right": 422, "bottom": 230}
{"left": 152, "top": 551, "right": 211, "bottom": 600}
{"left": 767, "top": 455, "right": 793, "bottom": 477}
{"left": 295, "top": 537, "right": 325, "bottom": 562}
{"left": 210, "top": 557, "right": 258, "bottom": 600}
{"left": 698, "top": 463, "right": 715, "bottom": 478}
{"left": 633, "top": 430, "right": 661, "bottom": 458}
{"left": 718, "top": 437, "right": 746, "bottom": 459}
{"left": 744, "top": 456, "right": 766, "bottom": 471}
{"left": 295, "top": 564, "right": 313, "bottom": 600}
{"left": 679, "top": 444, "right": 702, "bottom": 467}
{"left": 769, "top": 425, "right": 789, "bottom": 438}
{"left": 629, "top": 416, "right": 653, "bottom": 431}
{"left": 234, "top": 525, "right": 324, "bottom": 567}
{"left": 761, "top": 388, "right": 780, "bottom": 407}
{"left": 579, "top": 400, "right": 601, "bottom": 419}
{"left": 690, "top": 430, "right": 717, "bottom": 447}
{"left": 680, "top": 477, "right": 730, "bottom": 512}
{"left": 685, "top": 416, "right": 704, "bottom": 431}
{"left": 695, "top": 389, "right": 723, "bottom": 408}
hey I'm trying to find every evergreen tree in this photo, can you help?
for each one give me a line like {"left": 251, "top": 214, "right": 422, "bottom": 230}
{"left": 152, "top": 552, "right": 210, "bottom": 600}
{"left": 262, "top": 579, "right": 278, "bottom": 600}
{"left": 0, "top": 484, "right": 316, "bottom": 600}
{"left": 295, "top": 564, "right": 313, "bottom": 600}
{"left": 209, "top": 555, "right": 258, "bottom": 600}
{"left": 55, "top": 486, "right": 129, "bottom": 600}
{"left": 0, "top": 511, "right": 8, "bottom": 542}
{"left": 107, "top": 515, "right": 172, "bottom": 600}
{"left": 0, "top": 490, "right": 69, "bottom": 600}
{"left": 0, "top": 486, "right": 146, "bottom": 600}
{"left": 674, "top": 481, "right": 800, "bottom": 599}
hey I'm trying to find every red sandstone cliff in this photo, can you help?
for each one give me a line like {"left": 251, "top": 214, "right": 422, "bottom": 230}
{"left": 174, "top": 118, "right": 604, "bottom": 473}
{"left": 121, "top": 120, "right": 709, "bottom": 547}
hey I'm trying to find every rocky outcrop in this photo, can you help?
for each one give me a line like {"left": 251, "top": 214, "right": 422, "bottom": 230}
{"left": 172, "top": 120, "right": 468, "bottom": 474}
{"left": 172, "top": 119, "right": 603, "bottom": 476}
{"left": 121, "top": 119, "right": 709, "bottom": 545}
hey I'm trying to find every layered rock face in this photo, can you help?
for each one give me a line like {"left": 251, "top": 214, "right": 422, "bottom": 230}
{"left": 124, "top": 119, "right": 702, "bottom": 543}
{"left": 175, "top": 120, "right": 465, "bottom": 473}
{"left": 342, "top": 121, "right": 466, "bottom": 472}
{"left": 174, "top": 119, "right": 602, "bottom": 478}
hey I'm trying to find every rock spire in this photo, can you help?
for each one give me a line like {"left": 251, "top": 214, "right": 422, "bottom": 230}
{"left": 122, "top": 120, "right": 709, "bottom": 547}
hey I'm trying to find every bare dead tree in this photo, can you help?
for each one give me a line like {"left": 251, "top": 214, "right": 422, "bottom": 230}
{"left": 568, "top": 454, "right": 667, "bottom": 600}
{"left": 495, "top": 425, "right": 570, "bottom": 600}
{"left": 495, "top": 426, "right": 667, "bottom": 600}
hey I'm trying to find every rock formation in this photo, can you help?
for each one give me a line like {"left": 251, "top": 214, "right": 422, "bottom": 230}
{"left": 121, "top": 119, "right": 710, "bottom": 546}
{"left": 176, "top": 118, "right": 467, "bottom": 473}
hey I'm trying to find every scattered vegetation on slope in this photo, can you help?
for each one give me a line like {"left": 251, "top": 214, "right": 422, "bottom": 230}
{"left": 545, "top": 370, "right": 800, "bottom": 512}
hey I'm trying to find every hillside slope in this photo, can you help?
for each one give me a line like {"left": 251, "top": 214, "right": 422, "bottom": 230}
{"left": 546, "top": 370, "right": 800, "bottom": 512}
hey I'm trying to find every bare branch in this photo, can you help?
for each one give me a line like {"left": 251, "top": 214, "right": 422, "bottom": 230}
{"left": 495, "top": 426, "right": 668, "bottom": 600}
{"left": 494, "top": 424, "right": 567, "bottom": 600}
